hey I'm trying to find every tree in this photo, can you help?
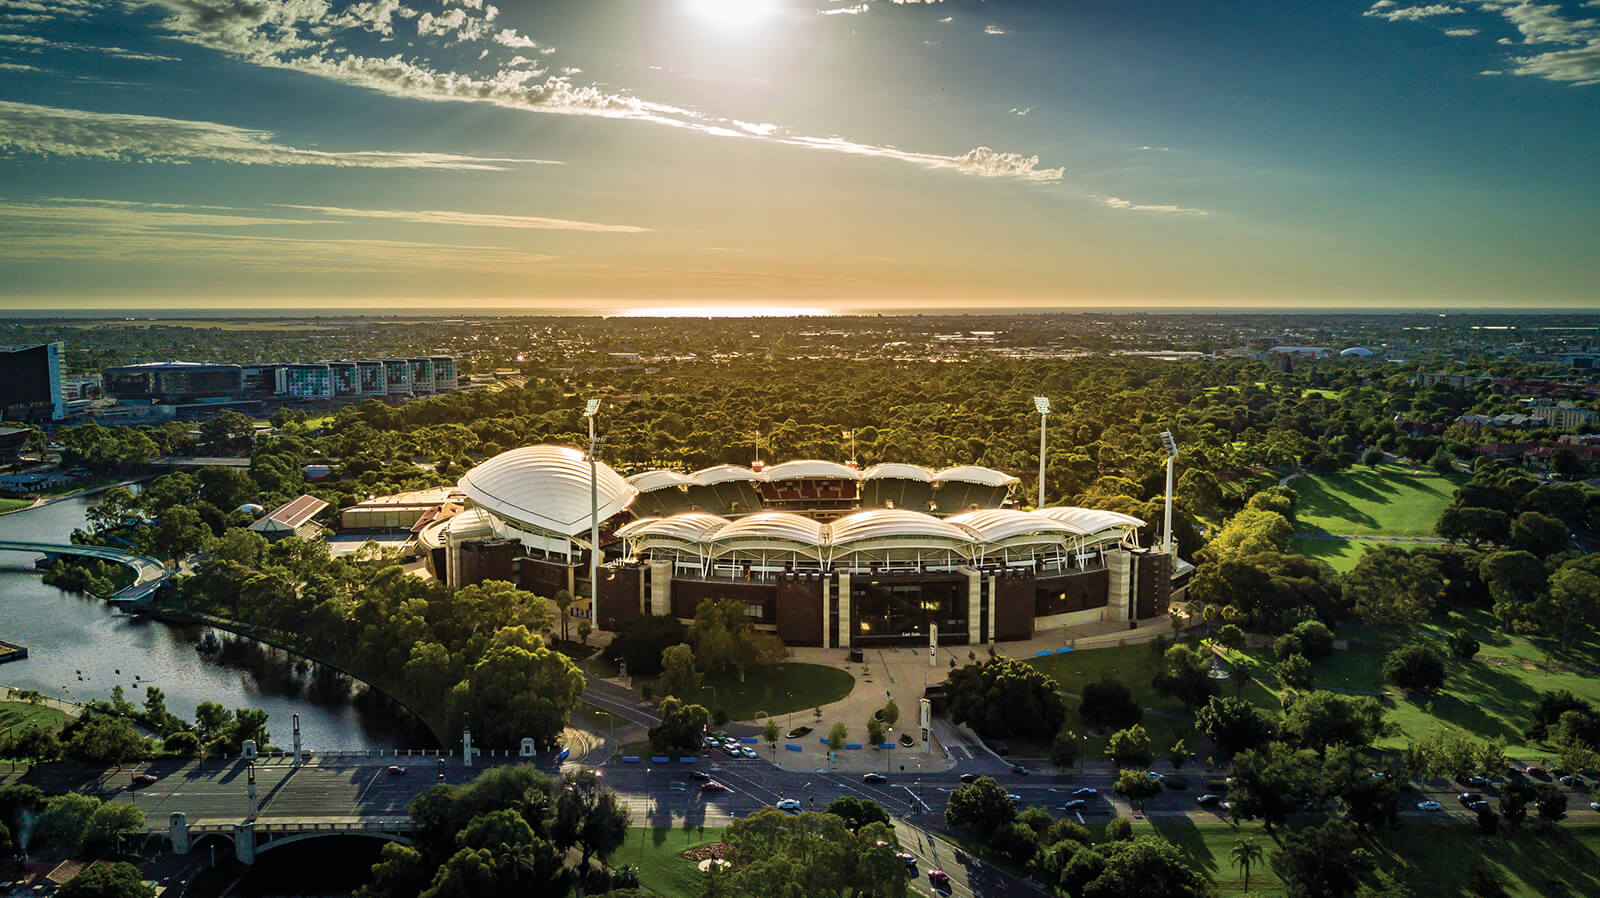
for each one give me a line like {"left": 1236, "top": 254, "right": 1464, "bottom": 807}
{"left": 1, "top": 724, "right": 62, "bottom": 767}
{"left": 63, "top": 714, "right": 152, "bottom": 767}
{"left": 1342, "top": 547, "right": 1443, "bottom": 629}
{"left": 85, "top": 802, "right": 145, "bottom": 856}
{"left": 1405, "top": 729, "right": 1494, "bottom": 782}
{"left": 1275, "top": 653, "right": 1315, "bottom": 691}
{"left": 945, "top": 657, "right": 1067, "bottom": 740}
{"left": 1201, "top": 507, "right": 1294, "bottom": 562}
{"left": 655, "top": 643, "right": 700, "bottom": 698}
{"left": 604, "top": 613, "right": 687, "bottom": 675}
{"left": 762, "top": 719, "right": 781, "bottom": 757}
{"left": 357, "top": 842, "right": 430, "bottom": 898}
{"left": 865, "top": 717, "right": 886, "bottom": 747}
{"left": 1152, "top": 643, "right": 1216, "bottom": 712}
{"left": 688, "top": 598, "right": 788, "bottom": 682}
{"left": 1113, "top": 768, "right": 1162, "bottom": 811}
{"left": 552, "top": 589, "right": 574, "bottom": 645}
{"left": 1541, "top": 565, "right": 1600, "bottom": 652}
{"left": 1081, "top": 836, "right": 1209, "bottom": 898}
{"left": 1273, "top": 819, "right": 1375, "bottom": 898}
{"left": 1216, "top": 623, "right": 1246, "bottom": 650}
{"left": 827, "top": 722, "right": 849, "bottom": 749}
{"left": 1500, "top": 783, "right": 1529, "bottom": 827}
{"left": 1197, "top": 696, "right": 1277, "bottom": 761}
{"left": 1510, "top": 511, "right": 1568, "bottom": 557}
{"left": 1079, "top": 678, "right": 1142, "bottom": 731}
{"left": 1230, "top": 839, "right": 1265, "bottom": 893}
{"left": 551, "top": 768, "right": 629, "bottom": 870}
{"left": 1534, "top": 783, "right": 1567, "bottom": 824}
{"left": 1291, "top": 620, "right": 1336, "bottom": 661}
{"left": 1282, "top": 691, "right": 1386, "bottom": 752}
{"left": 1437, "top": 506, "right": 1511, "bottom": 548}
{"left": 446, "top": 626, "right": 584, "bottom": 749}
{"left": 1383, "top": 643, "right": 1446, "bottom": 694}
{"left": 826, "top": 796, "right": 890, "bottom": 832}
{"left": 1449, "top": 628, "right": 1481, "bottom": 661}
{"left": 1480, "top": 549, "right": 1547, "bottom": 626}
{"left": 880, "top": 700, "right": 899, "bottom": 728}
{"left": 945, "top": 776, "right": 1016, "bottom": 839}
{"left": 1226, "top": 743, "right": 1314, "bottom": 828}
{"left": 648, "top": 697, "right": 710, "bottom": 757}
{"left": 990, "top": 820, "right": 1042, "bottom": 869}
{"left": 1168, "top": 738, "right": 1188, "bottom": 770}
{"left": 1050, "top": 727, "right": 1079, "bottom": 769}
{"left": 56, "top": 862, "right": 154, "bottom": 898}
{"left": 1105, "top": 725, "right": 1154, "bottom": 769}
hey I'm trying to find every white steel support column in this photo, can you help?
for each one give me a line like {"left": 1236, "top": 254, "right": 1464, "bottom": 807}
{"left": 837, "top": 571, "right": 851, "bottom": 649}
{"left": 822, "top": 576, "right": 833, "bottom": 649}
{"left": 649, "top": 560, "right": 672, "bottom": 616}
{"left": 961, "top": 566, "right": 981, "bottom": 646}
{"left": 987, "top": 574, "right": 997, "bottom": 645}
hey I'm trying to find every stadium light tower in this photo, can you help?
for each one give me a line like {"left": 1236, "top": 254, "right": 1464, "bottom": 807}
{"left": 1160, "top": 430, "right": 1179, "bottom": 557}
{"left": 1033, "top": 396, "right": 1051, "bottom": 507}
{"left": 584, "top": 399, "right": 602, "bottom": 615}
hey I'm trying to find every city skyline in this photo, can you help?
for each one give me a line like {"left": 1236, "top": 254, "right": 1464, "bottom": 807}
{"left": 1, "top": 0, "right": 1597, "bottom": 310}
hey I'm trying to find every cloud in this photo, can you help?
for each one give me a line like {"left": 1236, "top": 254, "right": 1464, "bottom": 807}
{"left": 138, "top": 0, "right": 1070, "bottom": 183}
{"left": 0, "top": 100, "right": 560, "bottom": 169}
{"left": 492, "top": 27, "right": 536, "bottom": 48}
{"left": 276, "top": 203, "right": 650, "bottom": 233}
{"left": 1444, "top": 26, "right": 1480, "bottom": 35}
{"left": 1363, "top": 3, "right": 1463, "bottom": 22}
{"left": 1103, "top": 196, "right": 1207, "bottom": 215}
{"left": 1009, "top": 106, "right": 1030, "bottom": 116}
{"left": 983, "top": 24, "right": 1005, "bottom": 34}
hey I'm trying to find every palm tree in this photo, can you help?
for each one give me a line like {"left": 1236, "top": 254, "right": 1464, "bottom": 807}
{"left": 553, "top": 589, "right": 573, "bottom": 645}
{"left": 1230, "top": 838, "right": 1264, "bottom": 892}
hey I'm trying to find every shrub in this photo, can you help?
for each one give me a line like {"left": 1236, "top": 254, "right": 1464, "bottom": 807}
{"left": 1079, "top": 678, "right": 1142, "bottom": 731}
{"left": 1271, "top": 633, "right": 1303, "bottom": 660}
{"left": 1103, "top": 817, "right": 1133, "bottom": 841}
{"left": 1384, "top": 643, "right": 1447, "bottom": 694}
{"left": 1290, "top": 620, "right": 1335, "bottom": 661}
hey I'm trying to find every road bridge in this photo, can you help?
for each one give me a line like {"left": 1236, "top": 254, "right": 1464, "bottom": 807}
{"left": 0, "top": 539, "right": 171, "bottom": 604}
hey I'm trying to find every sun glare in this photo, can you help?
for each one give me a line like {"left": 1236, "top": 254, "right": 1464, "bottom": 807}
{"left": 685, "top": 0, "right": 780, "bottom": 30}
{"left": 614, "top": 304, "right": 831, "bottom": 318}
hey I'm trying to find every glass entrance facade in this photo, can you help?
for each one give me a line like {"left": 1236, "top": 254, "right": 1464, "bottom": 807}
{"left": 850, "top": 578, "right": 967, "bottom": 645}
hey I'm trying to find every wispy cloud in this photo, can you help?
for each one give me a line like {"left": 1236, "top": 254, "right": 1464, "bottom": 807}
{"left": 1444, "top": 26, "right": 1480, "bottom": 35}
{"left": 1104, "top": 196, "right": 1207, "bottom": 216}
{"left": 1363, "top": 2, "right": 1463, "bottom": 22}
{"left": 276, "top": 203, "right": 651, "bottom": 233}
{"left": 1008, "top": 106, "right": 1030, "bottom": 116}
{"left": 0, "top": 100, "right": 560, "bottom": 169}
{"left": 983, "top": 24, "right": 1005, "bottom": 34}
{"left": 777, "top": 138, "right": 1064, "bottom": 181}
{"left": 1363, "top": 0, "right": 1600, "bottom": 87}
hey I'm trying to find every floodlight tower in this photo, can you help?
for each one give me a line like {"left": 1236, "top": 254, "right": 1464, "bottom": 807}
{"left": 584, "top": 399, "right": 602, "bottom": 615}
{"left": 1033, "top": 396, "right": 1051, "bottom": 508}
{"left": 1159, "top": 430, "right": 1179, "bottom": 557}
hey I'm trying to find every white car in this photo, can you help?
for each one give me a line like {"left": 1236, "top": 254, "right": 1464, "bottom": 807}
{"left": 775, "top": 798, "right": 801, "bottom": 813}
{"left": 1417, "top": 800, "right": 1443, "bottom": 812}
{"left": 740, "top": 747, "right": 759, "bottom": 759}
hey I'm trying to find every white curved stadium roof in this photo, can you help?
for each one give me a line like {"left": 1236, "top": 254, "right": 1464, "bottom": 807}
{"left": 615, "top": 513, "right": 728, "bottom": 543}
{"left": 1035, "top": 506, "right": 1146, "bottom": 533}
{"left": 947, "top": 508, "right": 1089, "bottom": 541}
{"left": 829, "top": 508, "right": 977, "bottom": 546}
{"left": 708, "top": 512, "right": 827, "bottom": 549}
{"left": 690, "top": 464, "right": 766, "bottom": 486}
{"left": 860, "top": 463, "right": 934, "bottom": 482}
{"left": 458, "top": 445, "right": 636, "bottom": 537}
{"left": 931, "top": 465, "right": 1021, "bottom": 488}
{"left": 763, "top": 459, "right": 859, "bottom": 481}
{"left": 627, "top": 469, "right": 695, "bottom": 492}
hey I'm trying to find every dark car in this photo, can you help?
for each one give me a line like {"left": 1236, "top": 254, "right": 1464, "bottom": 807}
{"left": 1071, "top": 787, "right": 1098, "bottom": 798}
{"left": 1464, "top": 775, "right": 1491, "bottom": 788}
{"left": 1197, "top": 793, "right": 1223, "bottom": 806}
{"left": 863, "top": 772, "right": 888, "bottom": 784}
{"left": 896, "top": 852, "right": 917, "bottom": 869}
{"left": 386, "top": 765, "right": 406, "bottom": 776}
{"left": 130, "top": 773, "right": 158, "bottom": 787}
{"left": 1011, "top": 764, "right": 1029, "bottom": 775}
{"left": 690, "top": 770, "right": 711, "bottom": 781}
{"left": 928, "top": 869, "right": 951, "bottom": 890}
{"left": 1062, "top": 799, "right": 1087, "bottom": 811}
{"left": 959, "top": 773, "right": 978, "bottom": 784}
{"left": 1459, "top": 791, "right": 1485, "bottom": 805}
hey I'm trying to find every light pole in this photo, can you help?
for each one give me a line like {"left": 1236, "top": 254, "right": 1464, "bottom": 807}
{"left": 1033, "top": 396, "right": 1051, "bottom": 508}
{"left": 584, "top": 399, "right": 602, "bottom": 622}
{"left": 1159, "top": 430, "right": 1179, "bottom": 556}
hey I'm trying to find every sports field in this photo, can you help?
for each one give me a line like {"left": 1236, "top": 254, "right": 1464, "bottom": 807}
{"left": 1289, "top": 464, "right": 1464, "bottom": 537}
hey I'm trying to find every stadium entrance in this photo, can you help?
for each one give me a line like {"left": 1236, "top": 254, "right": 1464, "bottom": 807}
{"left": 850, "top": 576, "right": 967, "bottom": 646}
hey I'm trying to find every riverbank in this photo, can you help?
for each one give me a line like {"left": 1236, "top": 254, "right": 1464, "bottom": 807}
{"left": 0, "top": 641, "right": 27, "bottom": 664}
{"left": 0, "top": 683, "right": 83, "bottom": 718}
{"left": 0, "top": 475, "right": 154, "bottom": 517}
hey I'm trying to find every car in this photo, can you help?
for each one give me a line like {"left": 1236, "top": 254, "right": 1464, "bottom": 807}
{"left": 1464, "top": 775, "right": 1491, "bottom": 788}
{"left": 723, "top": 745, "right": 741, "bottom": 757}
{"left": 1147, "top": 771, "right": 1166, "bottom": 783}
{"left": 740, "top": 747, "right": 759, "bottom": 759}
{"left": 386, "top": 765, "right": 406, "bottom": 776}
{"left": 1011, "top": 764, "right": 1029, "bottom": 775}
{"left": 690, "top": 770, "right": 711, "bottom": 781}
{"left": 1590, "top": 801, "right": 1600, "bottom": 812}
{"left": 1459, "top": 792, "right": 1485, "bottom": 806}
{"left": 775, "top": 798, "right": 801, "bottom": 813}
{"left": 1559, "top": 775, "right": 1587, "bottom": 789}
{"left": 959, "top": 773, "right": 978, "bottom": 784}
{"left": 1526, "top": 765, "right": 1547, "bottom": 776}
{"left": 863, "top": 772, "right": 888, "bottom": 784}
{"left": 700, "top": 781, "right": 730, "bottom": 793}
{"left": 1072, "top": 787, "right": 1099, "bottom": 798}
{"left": 1062, "top": 799, "right": 1087, "bottom": 811}
{"left": 927, "top": 870, "right": 951, "bottom": 889}
{"left": 896, "top": 851, "right": 917, "bottom": 869}
{"left": 1006, "top": 792, "right": 1023, "bottom": 804}
{"left": 130, "top": 773, "right": 158, "bottom": 787}
{"left": 1417, "top": 800, "right": 1443, "bottom": 812}
{"left": 1197, "top": 793, "right": 1223, "bottom": 806}
{"left": 703, "top": 736, "right": 719, "bottom": 748}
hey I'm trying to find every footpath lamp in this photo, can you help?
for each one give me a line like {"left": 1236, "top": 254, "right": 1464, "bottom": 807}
{"left": 1159, "top": 430, "right": 1179, "bottom": 556}
{"left": 584, "top": 399, "right": 602, "bottom": 620}
{"left": 1033, "top": 396, "right": 1051, "bottom": 507}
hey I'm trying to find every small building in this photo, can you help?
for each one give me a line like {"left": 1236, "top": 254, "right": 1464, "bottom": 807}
{"left": 0, "top": 425, "right": 29, "bottom": 464}
{"left": 249, "top": 495, "right": 329, "bottom": 541}
{"left": 340, "top": 487, "right": 464, "bottom": 532}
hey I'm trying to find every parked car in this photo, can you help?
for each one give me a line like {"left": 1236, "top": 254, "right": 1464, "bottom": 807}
{"left": 1559, "top": 775, "right": 1587, "bottom": 789}
{"left": 1147, "top": 771, "right": 1166, "bottom": 782}
{"left": 775, "top": 798, "right": 801, "bottom": 813}
{"left": 1006, "top": 792, "right": 1022, "bottom": 803}
{"left": 1589, "top": 801, "right": 1600, "bottom": 812}
{"left": 130, "top": 773, "right": 158, "bottom": 787}
{"left": 1417, "top": 800, "right": 1443, "bottom": 812}
{"left": 386, "top": 766, "right": 406, "bottom": 776}
{"left": 703, "top": 736, "right": 719, "bottom": 748}
{"left": 1459, "top": 792, "right": 1485, "bottom": 806}
{"left": 863, "top": 772, "right": 888, "bottom": 784}
{"left": 739, "top": 747, "right": 759, "bottom": 759}
{"left": 1464, "top": 775, "right": 1491, "bottom": 788}
{"left": 896, "top": 851, "right": 917, "bottom": 869}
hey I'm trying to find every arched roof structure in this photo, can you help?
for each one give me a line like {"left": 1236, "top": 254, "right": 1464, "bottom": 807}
{"left": 706, "top": 512, "right": 828, "bottom": 562}
{"left": 860, "top": 463, "right": 934, "bottom": 482}
{"left": 763, "top": 459, "right": 859, "bottom": 481}
{"left": 615, "top": 513, "right": 728, "bottom": 553}
{"left": 690, "top": 464, "right": 765, "bottom": 485}
{"left": 627, "top": 470, "right": 695, "bottom": 492}
{"left": 458, "top": 445, "right": 635, "bottom": 538}
{"left": 931, "top": 465, "right": 1020, "bottom": 487}
{"left": 1034, "top": 506, "right": 1145, "bottom": 537}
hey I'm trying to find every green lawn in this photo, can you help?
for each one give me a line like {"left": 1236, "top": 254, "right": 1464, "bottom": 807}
{"left": 621, "top": 825, "right": 725, "bottom": 898}
{"left": 652, "top": 662, "right": 855, "bottom": 723}
{"left": 1290, "top": 464, "right": 1464, "bottom": 537}
{"left": 0, "top": 497, "right": 31, "bottom": 514}
{"left": 1023, "top": 642, "right": 1196, "bottom": 756}
{"left": 1289, "top": 537, "right": 1376, "bottom": 572}
{"left": 0, "top": 700, "right": 70, "bottom": 735}
{"left": 1139, "top": 820, "right": 1600, "bottom": 897}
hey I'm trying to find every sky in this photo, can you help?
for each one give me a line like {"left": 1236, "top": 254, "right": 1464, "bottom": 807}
{"left": 0, "top": 0, "right": 1597, "bottom": 313}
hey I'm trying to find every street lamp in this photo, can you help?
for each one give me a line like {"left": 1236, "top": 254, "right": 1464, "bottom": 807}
{"left": 1159, "top": 430, "right": 1179, "bottom": 557}
{"left": 1033, "top": 396, "right": 1051, "bottom": 508}
{"left": 584, "top": 399, "right": 602, "bottom": 624}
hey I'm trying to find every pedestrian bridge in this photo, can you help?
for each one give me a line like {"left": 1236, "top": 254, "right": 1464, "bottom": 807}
{"left": 0, "top": 540, "right": 170, "bottom": 604}
{"left": 164, "top": 814, "right": 417, "bottom": 864}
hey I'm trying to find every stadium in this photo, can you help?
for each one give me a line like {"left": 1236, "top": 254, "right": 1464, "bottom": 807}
{"left": 421, "top": 445, "right": 1176, "bottom": 648}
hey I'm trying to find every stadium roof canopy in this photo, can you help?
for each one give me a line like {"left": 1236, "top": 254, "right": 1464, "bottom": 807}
{"left": 458, "top": 445, "right": 635, "bottom": 538}
{"left": 931, "top": 465, "right": 1021, "bottom": 487}
{"left": 615, "top": 513, "right": 729, "bottom": 546}
{"left": 763, "top": 459, "right": 859, "bottom": 481}
{"left": 706, "top": 512, "right": 828, "bottom": 561}
{"left": 627, "top": 470, "right": 695, "bottom": 492}
{"left": 860, "top": 463, "right": 934, "bottom": 482}
{"left": 1034, "top": 506, "right": 1145, "bottom": 535}
{"left": 690, "top": 464, "right": 766, "bottom": 486}
{"left": 947, "top": 508, "right": 1090, "bottom": 541}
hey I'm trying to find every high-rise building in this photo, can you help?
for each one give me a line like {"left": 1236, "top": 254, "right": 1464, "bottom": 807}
{"left": 409, "top": 357, "right": 435, "bottom": 393}
{"left": 103, "top": 362, "right": 244, "bottom": 402}
{"left": 274, "top": 363, "right": 333, "bottom": 400}
{"left": 0, "top": 342, "right": 63, "bottom": 422}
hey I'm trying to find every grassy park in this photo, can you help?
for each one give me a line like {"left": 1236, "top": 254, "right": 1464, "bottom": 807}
{"left": 1288, "top": 536, "right": 1376, "bottom": 572}
{"left": 0, "top": 699, "right": 70, "bottom": 735}
{"left": 1289, "top": 464, "right": 1465, "bottom": 538}
{"left": 0, "top": 497, "right": 31, "bottom": 514}
{"left": 1024, "top": 642, "right": 1195, "bottom": 756}
{"left": 651, "top": 662, "right": 855, "bottom": 723}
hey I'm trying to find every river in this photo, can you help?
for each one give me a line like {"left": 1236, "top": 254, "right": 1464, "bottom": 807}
{"left": 0, "top": 492, "right": 434, "bottom": 750}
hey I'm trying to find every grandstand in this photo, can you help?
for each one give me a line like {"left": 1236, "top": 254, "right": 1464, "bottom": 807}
{"left": 626, "top": 469, "right": 696, "bottom": 517}
{"left": 930, "top": 466, "right": 1021, "bottom": 514}
{"left": 684, "top": 465, "right": 766, "bottom": 516}
{"left": 858, "top": 463, "right": 935, "bottom": 511}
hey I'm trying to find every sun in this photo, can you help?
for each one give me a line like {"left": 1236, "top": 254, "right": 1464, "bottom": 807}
{"left": 685, "top": 0, "right": 781, "bottom": 31}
